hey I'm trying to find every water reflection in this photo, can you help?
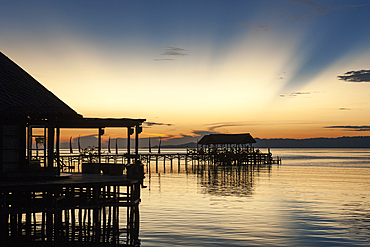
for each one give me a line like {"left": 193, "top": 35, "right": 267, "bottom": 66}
{"left": 198, "top": 165, "right": 271, "bottom": 197}
{"left": 341, "top": 201, "right": 370, "bottom": 240}
{"left": 139, "top": 149, "right": 370, "bottom": 246}
{"left": 145, "top": 160, "right": 272, "bottom": 197}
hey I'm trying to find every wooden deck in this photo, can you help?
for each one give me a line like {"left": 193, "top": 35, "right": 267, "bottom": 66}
{"left": 0, "top": 173, "right": 141, "bottom": 246}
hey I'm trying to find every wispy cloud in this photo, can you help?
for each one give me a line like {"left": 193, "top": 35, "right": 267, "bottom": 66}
{"left": 154, "top": 46, "right": 188, "bottom": 61}
{"left": 324, "top": 125, "right": 370, "bottom": 131}
{"left": 206, "top": 122, "right": 243, "bottom": 132}
{"left": 144, "top": 122, "right": 172, "bottom": 127}
{"left": 153, "top": 58, "right": 175, "bottom": 61}
{"left": 287, "top": 0, "right": 366, "bottom": 14}
{"left": 235, "top": 22, "right": 274, "bottom": 31}
{"left": 338, "top": 69, "right": 370, "bottom": 82}
{"left": 283, "top": 0, "right": 367, "bottom": 22}
{"left": 280, "top": 91, "right": 324, "bottom": 98}
{"left": 290, "top": 91, "right": 311, "bottom": 97}
{"left": 161, "top": 47, "right": 187, "bottom": 56}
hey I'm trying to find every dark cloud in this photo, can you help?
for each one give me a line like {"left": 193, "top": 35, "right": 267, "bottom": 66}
{"left": 161, "top": 47, "right": 187, "bottom": 56}
{"left": 154, "top": 46, "right": 188, "bottom": 61}
{"left": 339, "top": 107, "right": 351, "bottom": 110}
{"left": 192, "top": 130, "right": 219, "bottom": 137}
{"left": 338, "top": 69, "right": 370, "bottom": 82}
{"left": 144, "top": 122, "right": 172, "bottom": 127}
{"left": 324, "top": 125, "right": 370, "bottom": 131}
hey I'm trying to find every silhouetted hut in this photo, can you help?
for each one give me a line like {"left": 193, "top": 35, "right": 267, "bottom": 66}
{"left": 0, "top": 51, "right": 144, "bottom": 245}
{"left": 0, "top": 51, "right": 145, "bottom": 178}
{"left": 198, "top": 133, "right": 256, "bottom": 150}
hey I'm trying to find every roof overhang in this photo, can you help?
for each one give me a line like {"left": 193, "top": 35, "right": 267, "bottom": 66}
{"left": 55, "top": 117, "right": 146, "bottom": 128}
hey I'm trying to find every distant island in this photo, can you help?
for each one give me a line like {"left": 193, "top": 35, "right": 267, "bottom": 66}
{"left": 149, "top": 136, "right": 370, "bottom": 149}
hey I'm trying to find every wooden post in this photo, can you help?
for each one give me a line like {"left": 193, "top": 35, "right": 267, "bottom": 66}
{"left": 56, "top": 128, "right": 60, "bottom": 174}
{"left": 135, "top": 124, "right": 141, "bottom": 163}
{"left": 98, "top": 128, "right": 104, "bottom": 164}
{"left": 185, "top": 155, "right": 188, "bottom": 171}
{"left": 127, "top": 127, "right": 132, "bottom": 164}
{"left": 27, "top": 125, "right": 31, "bottom": 163}
{"left": 43, "top": 127, "right": 47, "bottom": 166}
{"left": 155, "top": 155, "right": 158, "bottom": 173}
{"left": 163, "top": 155, "right": 166, "bottom": 173}
{"left": 178, "top": 154, "right": 181, "bottom": 172}
{"left": 47, "top": 122, "right": 55, "bottom": 169}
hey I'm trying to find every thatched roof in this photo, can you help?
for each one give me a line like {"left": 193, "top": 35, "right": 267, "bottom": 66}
{"left": 0, "top": 51, "right": 81, "bottom": 119}
{"left": 198, "top": 133, "right": 256, "bottom": 145}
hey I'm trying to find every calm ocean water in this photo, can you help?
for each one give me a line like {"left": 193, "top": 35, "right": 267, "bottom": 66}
{"left": 136, "top": 148, "right": 370, "bottom": 246}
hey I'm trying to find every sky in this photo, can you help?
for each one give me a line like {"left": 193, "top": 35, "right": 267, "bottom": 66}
{"left": 1, "top": 0, "right": 370, "bottom": 146}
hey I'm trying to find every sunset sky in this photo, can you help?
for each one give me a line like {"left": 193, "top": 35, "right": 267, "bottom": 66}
{"left": 1, "top": 0, "right": 370, "bottom": 145}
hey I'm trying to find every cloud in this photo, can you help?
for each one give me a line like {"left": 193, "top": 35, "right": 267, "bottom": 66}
{"left": 324, "top": 125, "right": 370, "bottom": 131}
{"left": 192, "top": 130, "right": 219, "bottom": 137}
{"left": 144, "top": 122, "right": 172, "bottom": 127}
{"left": 283, "top": 1, "right": 367, "bottom": 22}
{"left": 235, "top": 22, "right": 274, "bottom": 31}
{"left": 154, "top": 58, "right": 175, "bottom": 61}
{"left": 154, "top": 46, "right": 188, "bottom": 61}
{"left": 206, "top": 122, "right": 243, "bottom": 132}
{"left": 161, "top": 47, "right": 187, "bottom": 56}
{"left": 281, "top": 91, "right": 324, "bottom": 98}
{"left": 285, "top": 11, "right": 312, "bottom": 22}
{"left": 255, "top": 23, "right": 274, "bottom": 31}
{"left": 337, "top": 69, "right": 370, "bottom": 82}
{"left": 287, "top": 0, "right": 366, "bottom": 15}
{"left": 339, "top": 107, "right": 351, "bottom": 110}
{"left": 290, "top": 91, "right": 311, "bottom": 97}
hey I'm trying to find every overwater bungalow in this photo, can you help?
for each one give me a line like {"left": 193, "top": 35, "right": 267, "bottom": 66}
{"left": 197, "top": 133, "right": 278, "bottom": 165}
{"left": 0, "top": 51, "right": 145, "bottom": 246}
{"left": 198, "top": 133, "right": 256, "bottom": 149}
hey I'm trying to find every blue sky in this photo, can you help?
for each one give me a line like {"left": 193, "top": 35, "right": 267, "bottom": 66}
{"left": 1, "top": 0, "right": 370, "bottom": 144}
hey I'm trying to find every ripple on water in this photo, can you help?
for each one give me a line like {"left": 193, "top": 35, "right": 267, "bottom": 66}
{"left": 134, "top": 149, "right": 370, "bottom": 246}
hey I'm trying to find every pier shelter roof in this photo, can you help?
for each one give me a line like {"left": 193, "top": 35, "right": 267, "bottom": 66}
{"left": 198, "top": 133, "right": 256, "bottom": 145}
{"left": 56, "top": 117, "right": 145, "bottom": 129}
{"left": 0, "top": 51, "right": 81, "bottom": 120}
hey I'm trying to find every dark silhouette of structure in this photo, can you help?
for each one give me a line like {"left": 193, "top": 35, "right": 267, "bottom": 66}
{"left": 0, "top": 51, "right": 145, "bottom": 246}
{"left": 198, "top": 133, "right": 256, "bottom": 147}
{"left": 196, "top": 133, "right": 279, "bottom": 165}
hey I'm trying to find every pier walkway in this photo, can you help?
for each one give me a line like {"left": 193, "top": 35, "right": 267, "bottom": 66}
{"left": 57, "top": 147, "right": 281, "bottom": 174}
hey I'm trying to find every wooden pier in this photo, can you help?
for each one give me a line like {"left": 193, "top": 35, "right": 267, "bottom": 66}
{"left": 144, "top": 147, "right": 280, "bottom": 165}
{"left": 56, "top": 146, "right": 281, "bottom": 174}
{"left": 0, "top": 174, "right": 141, "bottom": 246}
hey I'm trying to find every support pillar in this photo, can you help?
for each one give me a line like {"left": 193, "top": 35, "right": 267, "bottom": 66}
{"left": 47, "top": 122, "right": 55, "bottom": 169}
{"left": 98, "top": 128, "right": 104, "bottom": 164}
{"left": 56, "top": 128, "right": 60, "bottom": 175}
{"left": 135, "top": 124, "right": 142, "bottom": 163}
{"left": 127, "top": 127, "right": 133, "bottom": 164}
